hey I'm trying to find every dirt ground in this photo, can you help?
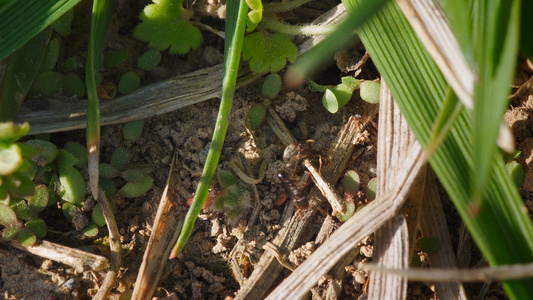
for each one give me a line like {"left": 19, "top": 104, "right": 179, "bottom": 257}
{"left": 2, "top": 1, "right": 533, "bottom": 299}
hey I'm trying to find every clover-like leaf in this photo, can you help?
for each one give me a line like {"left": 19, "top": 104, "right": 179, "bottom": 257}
{"left": 243, "top": 32, "right": 298, "bottom": 73}
{"left": 134, "top": 0, "right": 202, "bottom": 55}
{"left": 0, "top": 203, "right": 18, "bottom": 227}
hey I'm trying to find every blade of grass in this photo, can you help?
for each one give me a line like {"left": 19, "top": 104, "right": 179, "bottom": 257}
{"left": 469, "top": 0, "right": 521, "bottom": 210}
{"left": 85, "top": 0, "right": 116, "bottom": 199}
{"left": 343, "top": 0, "right": 533, "bottom": 298}
{"left": 169, "top": 0, "right": 249, "bottom": 258}
{"left": 0, "top": 0, "right": 81, "bottom": 61}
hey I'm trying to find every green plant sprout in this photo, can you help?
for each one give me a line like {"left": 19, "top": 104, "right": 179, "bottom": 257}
{"left": 118, "top": 71, "right": 141, "bottom": 95}
{"left": 134, "top": 0, "right": 203, "bottom": 54}
{"left": 262, "top": 73, "right": 282, "bottom": 99}
{"left": 137, "top": 49, "right": 162, "bottom": 71}
{"left": 212, "top": 169, "right": 252, "bottom": 219}
{"left": 245, "top": 104, "right": 267, "bottom": 131}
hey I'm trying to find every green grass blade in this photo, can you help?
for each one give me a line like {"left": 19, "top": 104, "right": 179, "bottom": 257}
{"left": 86, "top": 0, "right": 116, "bottom": 199}
{"left": 286, "top": 0, "right": 389, "bottom": 86}
{"left": 170, "top": 0, "right": 249, "bottom": 258}
{"left": 343, "top": 1, "right": 533, "bottom": 298}
{"left": 470, "top": 0, "right": 521, "bottom": 208}
{"left": 0, "top": 0, "right": 81, "bottom": 61}
{"left": 0, "top": 28, "right": 52, "bottom": 121}
{"left": 439, "top": 0, "right": 474, "bottom": 65}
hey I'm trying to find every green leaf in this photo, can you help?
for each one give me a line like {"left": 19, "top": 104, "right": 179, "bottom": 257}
{"left": 16, "top": 227, "right": 36, "bottom": 246}
{"left": 0, "top": 144, "right": 22, "bottom": 176}
{"left": 64, "top": 141, "right": 88, "bottom": 168}
{"left": 5, "top": 172, "right": 35, "bottom": 198}
{"left": 50, "top": 7, "right": 74, "bottom": 37}
{"left": 111, "top": 146, "right": 131, "bottom": 171}
{"left": 99, "top": 163, "right": 119, "bottom": 179}
{"left": 91, "top": 203, "right": 106, "bottom": 227}
{"left": 26, "top": 218, "right": 47, "bottom": 238}
{"left": 55, "top": 149, "right": 79, "bottom": 172}
{"left": 134, "top": 0, "right": 202, "bottom": 54}
{"left": 359, "top": 80, "right": 380, "bottom": 104}
{"left": 2, "top": 225, "right": 21, "bottom": 241}
{"left": 61, "top": 202, "right": 79, "bottom": 222}
{"left": 417, "top": 237, "right": 442, "bottom": 254}
{"left": 118, "top": 71, "right": 140, "bottom": 95}
{"left": 81, "top": 221, "right": 98, "bottom": 237}
{"left": 9, "top": 198, "right": 36, "bottom": 220}
{"left": 58, "top": 167, "right": 86, "bottom": 204}
{"left": 27, "top": 184, "right": 49, "bottom": 213}
{"left": 0, "top": 203, "right": 18, "bottom": 227}
{"left": 122, "top": 119, "right": 144, "bottom": 143}
{"left": 172, "top": 0, "right": 249, "bottom": 258}
{"left": 0, "top": 122, "right": 30, "bottom": 146}
{"left": 27, "top": 71, "right": 65, "bottom": 99}
{"left": 246, "top": 104, "right": 267, "bottom": 130}
{"left": 217, "top": 169, "right": 239, "bottom": 188}
{"left": 246, "top": 0, "right": 263, "bottom": 32}
{"left": 137, "top": 49, "right": 161, "bottom": 71}
{"left": 39, "top": 37, "right": 61, "bottom": 72}
{"left": 262, "top": 73, "right": 282, "bottom": 99}
{"left": 118, "top": 175, "right": 153, "bottom": 198}
{"left": 0, "top": 0, "right": 82, "bottom": 61}
{"left": 321, "top": 76, "right": 360, "bottom": 113}
{"left": 26, "top": 139, "right": 59, "bottom": 166}
{"left": 121, "top": 168, "right": 145, "bottom": 182}
{"left": 243, "top": 32, "right": 298, "bottom": 73}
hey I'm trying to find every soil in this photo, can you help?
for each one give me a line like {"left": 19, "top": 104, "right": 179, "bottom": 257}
{"left": 2, "top": 1, "right": 533, "bottom": 300}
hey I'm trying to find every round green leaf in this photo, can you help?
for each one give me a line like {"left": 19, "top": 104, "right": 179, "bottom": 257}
{"left": 0, "top": 144, "right": 22, "bottom": 175}
{"left": 123, "top": 120, "right": 144, "bottom": 143}
{"left": 0, "top": 203, "right": 18, "bottom": 226}
{"left": 26, "top": 218, "right": 47, "bottom": 238}
{"left": 121, "top": 168, "right": 145, "bottom": 182}
{"left": 0, "top": 122, "right": 30, "bottom": 146}
{"left": 27, "top": 184, "right": 49, "bottom": 213}
{"left": 118, "top": 176, "right": 153, "bottom": 198}
{"left": 58, "top": 167, "right": 86, "bottom": 204}
{"left": 246, "top": 104, "right": 267, "bottom": 130}
{"left": 81, "top": 222, "right": 98, "bottom": 237}
{"left": 64, "top": 142, "right": 88, "bottom": 168}
{"left": 5, "top": 172, "right": 35, "bottom": 198}
{"left": 104, "top": 49, "right": 128, "bottom": 68}
{"left": 26, "top": 139, "right": 59, "bottom": 166}
{"left": 262, "top": 73, "right": 282, "bottom": 99}
{"left": 138, "top": 49, "right": 161, "bottom": 71}
{"left": 111, "top": 147, "right": 131, "bottom": 171}
{"left": 91, "top": 204, "right": 106, "bottom": 227}
{"left": 28, "top": 71, "right": 65, "bottom": 99}
{"left": 360, "top": 80, "right": 380, "bottom": 104}
{"left": 16, "top": 227, "right": 37, "bottom": 246}
{"left": 118, "top": 71, "right": 140, "bottom": 95}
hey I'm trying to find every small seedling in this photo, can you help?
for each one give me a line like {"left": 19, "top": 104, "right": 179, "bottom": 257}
{"left": 212, "top": 169, "right": 252, "bottom": 219}
{"left": 122, "top": 119, "right": 144, "bottom": 145}
{"left": 262, "top": 73, "right": 282, "bottom": 99}
{"left": 137, "top": 49, "right": 162, "bottom": 71}
{"left": 27, "top": 71, "right": 65, "bottom": 98}
{"left": 246, "top": 104, "right": 267, "bottom": 131}
{"left": 118, "top": 71, "right": 140, "bottom": 95}
{"left": 308, "top": 76, "right": 361, "bottom": 113}
{"left": 134, "top": 0, "right": 203, "bottom": 54}
{"left": 118, "top": 175, "right": 154, "bottom": 198}
{"left": 110, "top": 146, "right": 131, "bottom": 171}
{"left": 359, "top": 80, "right": 380, "bottom": 104}
{"left": 336, "top": 170, "right": 359, "bottom": 221}
{"left": 366, "top": 177, "right": 377, "bottom": 201}
{"left": 65, "top": 73, "right": 86, "bottom": 98}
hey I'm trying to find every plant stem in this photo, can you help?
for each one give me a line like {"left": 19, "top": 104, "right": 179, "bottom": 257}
{"left": 261, "top": 18, "right": 337, "bottom": 36}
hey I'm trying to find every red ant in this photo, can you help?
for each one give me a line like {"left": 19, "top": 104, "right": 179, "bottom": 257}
{"left": 277, "top": 170, "right": 309, "bottom": 209}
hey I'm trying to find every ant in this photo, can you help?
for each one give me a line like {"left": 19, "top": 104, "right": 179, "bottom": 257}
{"left": 277, "top": 170, "right": 309, "bottom": 209}
{"left": 277, "top": 140, "right": 323, "bottom": 209}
